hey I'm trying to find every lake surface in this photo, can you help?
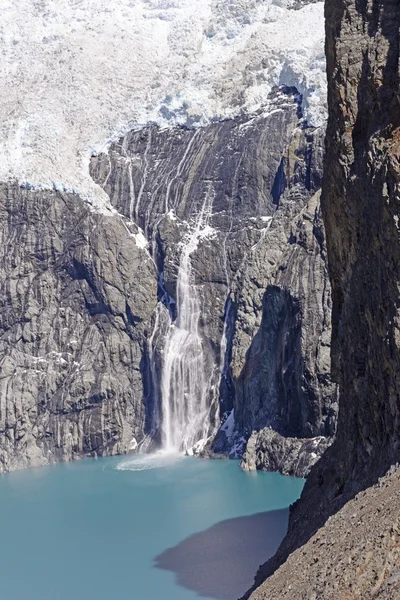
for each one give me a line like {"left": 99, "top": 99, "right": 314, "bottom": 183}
{"left": 0, "top": 453, "right": 304, "bottom": 600}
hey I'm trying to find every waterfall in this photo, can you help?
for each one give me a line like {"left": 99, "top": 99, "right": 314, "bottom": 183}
{"left": 160, "top": 192, "right": 215, "bottom": 454}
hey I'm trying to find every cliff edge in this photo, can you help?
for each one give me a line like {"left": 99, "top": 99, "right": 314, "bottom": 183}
{"left": 245, "top": 0, "right": 400, "bottom": 597}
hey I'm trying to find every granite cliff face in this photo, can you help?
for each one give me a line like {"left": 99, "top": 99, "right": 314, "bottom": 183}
{"left": 91, "top": 88, "right": 336, "bottom": 468}
{"left": 245, "top": 0, "right": 400, "bottom": 598}
{"left": 0, "top": 184, "right": 158, "bottom": 471}
{"left": 0, "top": 87, "right": 336, "bottom": 472}
{"left": 228, "top": 183, "right": 337, "bottom": 464}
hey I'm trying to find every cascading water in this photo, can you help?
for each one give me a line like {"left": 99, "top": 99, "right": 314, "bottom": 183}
{"left": 160, "top": 192, "right": 215, "bottom": 453}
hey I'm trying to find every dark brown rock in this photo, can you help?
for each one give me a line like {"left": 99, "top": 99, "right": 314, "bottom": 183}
{"left": 244, "top": 1, "right": 400, "bottom": 597}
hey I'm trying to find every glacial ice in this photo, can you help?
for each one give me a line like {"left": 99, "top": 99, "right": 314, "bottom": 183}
{"left": 0, "top": 0, "right": 325, "bottom": 210}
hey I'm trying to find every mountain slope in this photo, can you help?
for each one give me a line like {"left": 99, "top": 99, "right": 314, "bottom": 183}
{"left": 244, "top": 0, "right": 400, "bottom": 596}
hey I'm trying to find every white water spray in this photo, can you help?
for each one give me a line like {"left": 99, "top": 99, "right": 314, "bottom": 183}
{"left": 160, "top": 191, "right": 215, "bottom": 453}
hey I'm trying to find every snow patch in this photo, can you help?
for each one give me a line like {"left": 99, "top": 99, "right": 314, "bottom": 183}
{"left": 187, "top": 437, "right": 209, "bottom": 456}
{"left": 129, "top": 437, "right": 138, "bottom": 451}
{"left": 221, "top": 409, "right": 235, "bottom": 441}
{"left": 198, "top": 225, "right": 217, "bottom": 241}
{"left": 229, "top": 437, "right": 247, "bottom": 459}
{"left": 134, "top": 230, "right": 149, "bottom": 250}
{"left": 167, "top": 209, "right": 178, "bottom": 221}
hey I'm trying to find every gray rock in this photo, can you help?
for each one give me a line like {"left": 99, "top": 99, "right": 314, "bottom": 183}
{"left": 0, "top": 87, "right": 336, "bottom": 473}
{"left": 0, "top": 184, "right": 158, "bottom": 472}
{"left": 240, "top": 429, "right": 332, "bottom": 478}
{"left": 231, "top": 189, "right": 337, "bottom": 444}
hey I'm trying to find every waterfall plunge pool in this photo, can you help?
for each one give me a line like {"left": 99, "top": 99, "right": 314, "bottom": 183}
{"left": 0, "top": 454, "right": 304, "bottom": 600}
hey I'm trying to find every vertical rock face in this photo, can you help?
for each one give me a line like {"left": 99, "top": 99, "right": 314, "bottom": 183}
{"left": 323, "top": 0, "right": 400, "bottom": 489}
{"left": 245, "top": 0, "right": 400, "bottom": 595}
{"left": 91, "top": 89, "right": 336, "bottom": 469}
{"left": 0, "top": 89, "right": 336, "bottom": 473}
{"left": 231, "top": 187, "right": 336, "bottom": 443}
{"left": 0, "top": 185, "right": 158, "bottom": 471}
{"left": 220, "top": 131, "right": 338, "bottom": 468}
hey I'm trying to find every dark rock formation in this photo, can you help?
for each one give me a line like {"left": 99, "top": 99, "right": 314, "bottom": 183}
{"left": 0, "top": 184, "right": 157, "bottom": 471}
{"left": 244, "top": 0, "right": 400, "bottom": 597}
{"left": 229, "top": 188, "right": 337, "bottom": 454}
{"left": 240, "top": 428, "right": 331, "bottom": 478}
{"left": 0, "top": 88, "right": 336, "bottom": 473}
{"left": 211, "top": 132, "right": 338, "bottom": 468}
{"left": 322, "top": 0, "right": 400, "bottom": 494}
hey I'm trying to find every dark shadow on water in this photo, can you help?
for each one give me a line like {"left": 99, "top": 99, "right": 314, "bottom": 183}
{"left": 154, "top": 508, "right": 289, "bottom": 600}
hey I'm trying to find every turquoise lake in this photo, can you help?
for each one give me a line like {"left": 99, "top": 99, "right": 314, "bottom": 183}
{"left": 0, "top": 453, "right": 304, "bottom": 600}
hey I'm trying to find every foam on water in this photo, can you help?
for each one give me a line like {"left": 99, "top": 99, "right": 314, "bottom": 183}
{"left": 116, "top": 450, "right": 182, "bottom": 472}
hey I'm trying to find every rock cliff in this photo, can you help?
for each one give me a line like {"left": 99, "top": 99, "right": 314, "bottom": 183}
{"left": 0, "top": 87, "right": 336, "bottom": 472}
{"left": 0, "top": 184, "right": 158, "bottom": 471}
{"left": 227, "top": 184, "right": 337, "bottom": 464}
{"left": 245, "top": 0, "right": 400, "bottom": 597}
{"left": 91, "top": 88, "right": 336, "bottom": 469}
{"left": 240, "top": 428, "right": 331, "bottom": 478}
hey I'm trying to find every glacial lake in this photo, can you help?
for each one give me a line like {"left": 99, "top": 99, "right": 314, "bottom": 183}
{"left": 0, "top": 454, "right": 304, "bottom": 600}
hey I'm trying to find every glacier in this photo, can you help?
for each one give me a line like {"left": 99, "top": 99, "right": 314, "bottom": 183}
{"left": 0, "top": 0, "right": 325, "bottom": 209}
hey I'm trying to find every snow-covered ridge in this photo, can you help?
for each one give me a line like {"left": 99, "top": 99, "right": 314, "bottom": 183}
{"left": 0, "top": 0, "right": 325, "bottom": 209}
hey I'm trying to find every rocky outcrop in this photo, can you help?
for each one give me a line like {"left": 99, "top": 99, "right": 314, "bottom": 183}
{"left": 240, "top": 429, "right": 331, "bottom": 478}
{"left": 248, "top": 467, "right": 400, "bottom": 600}
{"left": 0, "top": 184, "right": 157, "bottom": 472}
{"left": 244, "top": 0, "right": 400, "bottom": 597}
